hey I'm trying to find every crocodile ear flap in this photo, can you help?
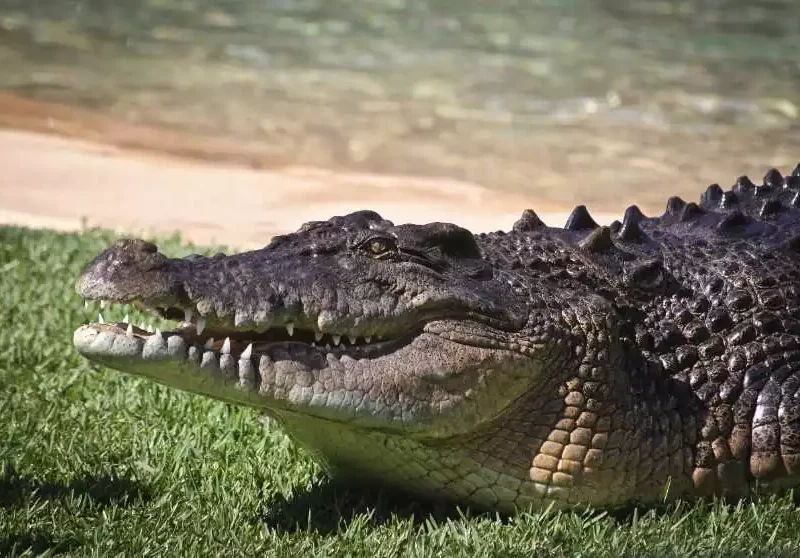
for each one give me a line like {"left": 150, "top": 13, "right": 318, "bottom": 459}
{"left": 426, "top": 223, "right": 482, "bottom": 259}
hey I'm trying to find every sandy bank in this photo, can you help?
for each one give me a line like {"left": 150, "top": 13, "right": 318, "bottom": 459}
{"left": 1, "top": 128, "right": 616, "bottom": 249}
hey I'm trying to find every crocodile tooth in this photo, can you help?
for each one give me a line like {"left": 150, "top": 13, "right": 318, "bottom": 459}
{"left": 84, "top": 300, "right": 90, "bottom": 310}
{"left": 100, "top": 299, "right": 107, "bottom": 309}
{"left": 143, "top": 328, "right": 166, "bottom": 357}
{"left": 314, "top": 331, "right": 323, "bottom": 342}
{"left": 317, "top": 310, "right": 336, "bottom": 331}
{"left": 123, "top": 313, "right": 130, "bottom": 323}
{"left": 221, "top": 337, "right": 231, "bottom": 354}
{"left": 332, "top": 334, "right": 341, "bottom": 345}
{"left": 234, "top": 310, "right": 252, "bottom": 328}
{"left": 238, "top": 355, "right": 256, "bottom": 389}
{"left": 240, "top": 343, "right": 253, "bottom": 360}
{"left": 184, "top": 307, "right": 194, "bottom": 323}
{"left": 187, "top": 345, "right": 201, "bottom": 366}
{"left": 196, "top": 300, "right": 214, "bottom": 317}
{"left": 348, "top": 335, "right": 357, "bottom": 344}
{"left": 196, "top": 316, "right": 206, "bottom": 336}
{"left": 167, "top": 335, "right": 186, "bottom": 358}
{"left": 150, "top": 329, "right": 164, "bottom": 345}
{"left": 204, "top": 337, "right": 215, "bottom": 350}
{"left": 200, "top": 350, "right": 219, "bottom": 371}
{"left": 258, "top": 355, "right": 271, "bottom": 382}
{"left": 364, "top": 336, "right": 372, "bottom": 343}
{"left": 220, "top": 354, "right": 236, "bottom": 379}
{"left": 126, "top": 323, "right": 134, "bottom": 337}
{"left": 98, "top": 313, "right": 105, "bottom": 324}
{"left": 286, "top": 323, "right": 295, "bottom": 336}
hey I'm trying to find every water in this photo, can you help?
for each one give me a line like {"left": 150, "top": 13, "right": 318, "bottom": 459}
{"left": 1, "top": 0, "right": 799, "bottom": 211}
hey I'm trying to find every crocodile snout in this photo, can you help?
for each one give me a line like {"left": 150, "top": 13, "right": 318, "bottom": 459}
{"left": 76, "top": 238, "right": 185, "bottom": 307}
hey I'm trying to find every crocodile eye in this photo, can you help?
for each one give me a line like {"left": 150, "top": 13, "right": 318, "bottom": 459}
{"left": 360, "top": 237, "right": 397, "bottom": 259}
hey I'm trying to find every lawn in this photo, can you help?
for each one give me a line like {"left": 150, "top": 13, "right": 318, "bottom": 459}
{"left": 2, "top": 225, "right": 800, "bottom": 557}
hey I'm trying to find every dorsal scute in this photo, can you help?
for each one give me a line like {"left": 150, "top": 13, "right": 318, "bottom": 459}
{"left": 652, "top": 165, "right": 800, "bottom": 241}
{"left": 513, "top": 209, "right": 546, "bottom": 232}
{"left": 565, "top": 205, "right": 599, "bottom": 231}
{"left": 579, "top": 226, "right": 614, "bottom": 252}
{"left": 618, "top": 205, "right": 646, "bottom": 243}
{"left": 701, "top": 184, "right": 723, "bottom": 206}
{"left": 497, "top": 165, "right": 800, "bottom": 269}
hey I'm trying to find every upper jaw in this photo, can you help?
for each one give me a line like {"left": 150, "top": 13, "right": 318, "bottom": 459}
{"left": 76, "top": 239, "right": 530, "bottom": 360}
{"left": 77, "top": 251, "right": 414, "bottom": 343}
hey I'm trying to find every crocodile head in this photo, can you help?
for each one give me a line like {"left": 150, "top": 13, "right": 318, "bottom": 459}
{"left": 74, "top": 211, "right": 545, "bottom": 448}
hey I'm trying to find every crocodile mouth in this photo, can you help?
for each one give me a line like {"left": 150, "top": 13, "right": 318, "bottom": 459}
{"left": 74, "top": 298, "right": 420, "bottom": 365}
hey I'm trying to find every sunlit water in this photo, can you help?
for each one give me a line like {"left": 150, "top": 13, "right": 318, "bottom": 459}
{"left": 1, "top": 0, "right": 799, "bottom": 210}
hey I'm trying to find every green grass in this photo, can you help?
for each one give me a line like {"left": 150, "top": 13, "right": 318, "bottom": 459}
{"left": 2, "top": 225, "right": 800, "bottom": 557}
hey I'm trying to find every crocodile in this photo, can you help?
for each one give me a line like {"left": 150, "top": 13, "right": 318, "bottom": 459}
{"left": 74, "top": 165, "right": 800, "bottom": 513}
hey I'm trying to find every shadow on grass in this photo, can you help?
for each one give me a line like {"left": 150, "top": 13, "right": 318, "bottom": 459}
{"left": 261, "top": 478, "right": 800, "bottom": 534}
{"left": 0, "top": 531, "right": 82, "bottom": 556}
{"left": 614, "top": 488, "right": 800, "bottom": 524}
{"left": 0, "top": 465, "right": 150, "bottom": 509}
{"left": 260, "top": 479, "right": 487, "bottom": 534}
{"left": 258, "top": 479, "right": 684, "bottom": 535}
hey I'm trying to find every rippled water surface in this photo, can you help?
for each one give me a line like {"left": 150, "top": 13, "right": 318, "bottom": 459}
{"left": 1, "top": 0, "right": 799, "bottom": 209}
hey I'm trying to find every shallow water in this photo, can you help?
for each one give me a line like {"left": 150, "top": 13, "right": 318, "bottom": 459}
{"left": 1, "top": 0, "right": 799, "bottom": 211}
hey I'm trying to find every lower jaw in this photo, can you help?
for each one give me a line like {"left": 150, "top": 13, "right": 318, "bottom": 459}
{"left": 74, "top": 323, "right": 528, "bottom": 442}
{"left": 72, "top": 321, "right": 416, "bottom": 405}
{"left": 75, "top": 323, "right": 258, "bottom": 396}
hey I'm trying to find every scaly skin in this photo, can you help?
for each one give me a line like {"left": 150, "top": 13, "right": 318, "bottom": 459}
{"left": 74, "top": 165, "right": 800, "bottom": 513}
